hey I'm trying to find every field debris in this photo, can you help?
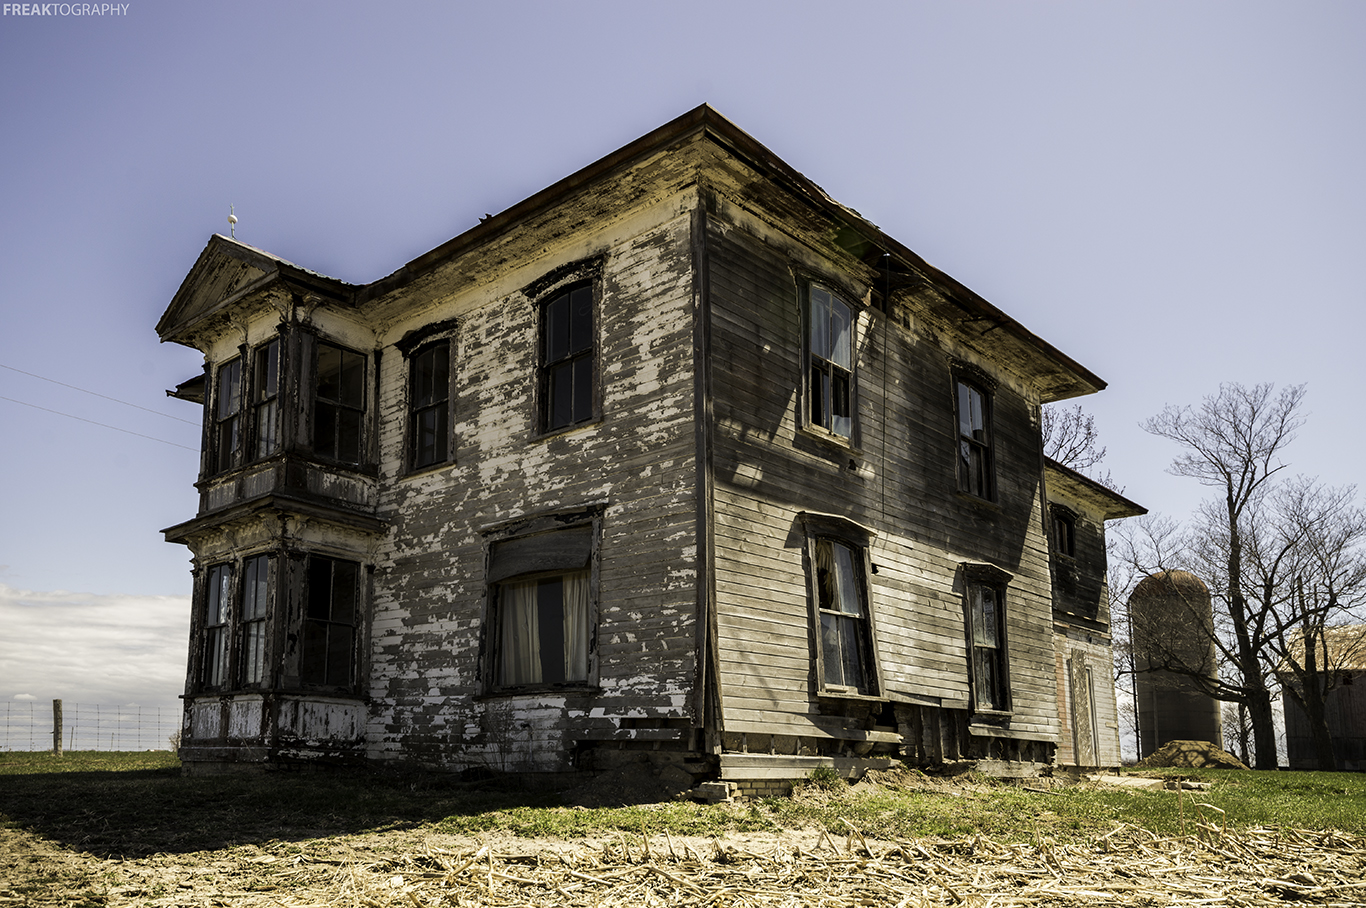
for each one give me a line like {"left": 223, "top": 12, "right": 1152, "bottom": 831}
{"left": 8, "top": 822, "right": 1364, "bottom": 907}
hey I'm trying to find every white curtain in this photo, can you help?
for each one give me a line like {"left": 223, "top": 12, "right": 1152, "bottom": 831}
{"left": 562, "top": 571, "right": 590, "bottom": 682}
{"left": 499, "top": 580, "right": 541, "bottom": 686}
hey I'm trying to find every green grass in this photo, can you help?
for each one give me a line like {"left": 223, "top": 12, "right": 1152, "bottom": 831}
{"left": 2, "top": 753, "right": 1363, "bottom": 859}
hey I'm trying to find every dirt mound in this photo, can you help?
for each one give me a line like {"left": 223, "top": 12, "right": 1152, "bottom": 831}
{"left": 1137, "top": 740, "right": 1249, "bottom": 769}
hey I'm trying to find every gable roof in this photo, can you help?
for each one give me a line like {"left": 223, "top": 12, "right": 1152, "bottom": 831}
{"left": 156, "top": 234, "right": 352, "bottom": 345}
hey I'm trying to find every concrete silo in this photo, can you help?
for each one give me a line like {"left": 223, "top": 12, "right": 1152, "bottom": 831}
{"left": 1130, "top": 570, "right": 1223, "bottom": 758}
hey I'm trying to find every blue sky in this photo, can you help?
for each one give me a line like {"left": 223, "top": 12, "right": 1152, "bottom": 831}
{"left": 1, "top": 1, "right": 1363, "bottom": 719}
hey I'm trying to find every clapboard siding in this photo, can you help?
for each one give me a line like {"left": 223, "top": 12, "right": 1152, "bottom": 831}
{"left": 705, "top": 198, "right": 1060, "bottom": 747}
{"left": 365, "top": 203, "right": 704, "bottom": 770}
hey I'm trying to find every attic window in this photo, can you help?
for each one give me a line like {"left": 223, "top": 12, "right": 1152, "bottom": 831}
{"left": 1051, "top": 507, "right": 1077, "bottom": 558}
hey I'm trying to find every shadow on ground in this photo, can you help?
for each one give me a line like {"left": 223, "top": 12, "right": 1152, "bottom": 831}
{"left": 0, "top": 764, "right": 563, "bottom": 857}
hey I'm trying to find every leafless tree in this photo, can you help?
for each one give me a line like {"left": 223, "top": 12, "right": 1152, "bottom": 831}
{"left": 1139, "top": 382, "right": 1307, "bottom": 769}
{"left": 1042, "top": 403, "right": 1119, "bottom": 490}
{"left": 1260, "top": 478, "right": 1366, "bottom": 771}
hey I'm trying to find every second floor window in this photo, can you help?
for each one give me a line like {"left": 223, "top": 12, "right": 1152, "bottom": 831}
{"left": 213, "top": 358, "right": 242, "bottom": 474}
{"left": 807, "top": 284, "right": 853, "bottom": 439}
{"left": 315, "top": 342, "right": 365, "bottom": 465}
{"left": 541, "top": 283, "right": 595, "bottom": 432}
{"left": 253, "top": 340, "right": 280, "bottom": 459}
{"left": 410, "top": 341, "right": 451, "bottom": 469}
{"left": 956, "top": 379, "right": 994, "bottom": 499}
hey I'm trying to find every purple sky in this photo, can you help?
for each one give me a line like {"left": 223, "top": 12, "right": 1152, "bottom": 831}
{"left": 1, "top": 1, "right": 1363, "bottom": 717}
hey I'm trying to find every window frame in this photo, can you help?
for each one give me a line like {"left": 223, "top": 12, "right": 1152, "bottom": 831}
{"left": 299, "top": 555, "right": 361, "bottom": 691}
{"left": 954, "top": 374, "right": 995, "bottom": 501}
{"left": 537, "top": 280, "right": 598, "bottom": 435}
{"left": 803, "top": 282, "right": 857, "bottom": 443}
{"left": 1050, "top": 505, "right": 1078, "bottom": 559}
{"left": 483, "top": 510, "right": 601, "bottom": 695}
{"left": 313, "top": 340, "right": 367, "bottom": 467}
{"left": 211, "top": 357, "right": 243, "bottom": 475}
{"left": 200, "top": 562, "right": 233, "bottom": 690}
{"left": 237, "top": 553, "right": 271, "bottom": 688}
{"left": 962, "top": 563, "right": 1013, "bottom": 715}
{"left": 799, "top": 512, "right": 882, "bottom": 699}
{"left": 407, "top": 338, "right": 455, "bottom": 472}
{"left": 251, "top": 338, "right": 281, "bottom": 461}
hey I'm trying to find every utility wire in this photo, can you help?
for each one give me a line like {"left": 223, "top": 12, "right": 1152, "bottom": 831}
{"left": 0, "top": 395, "right": 199, "bottom": 451}
{"left": 0, "top": 363, "right": 200, "bottom": 425}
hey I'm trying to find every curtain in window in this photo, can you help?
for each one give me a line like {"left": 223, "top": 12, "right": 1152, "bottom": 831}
{"left": 499, "top": 580, "right": 541, "bottom": 687}
{"left": 562, "top": 571, "right": 590, "bottom": 682}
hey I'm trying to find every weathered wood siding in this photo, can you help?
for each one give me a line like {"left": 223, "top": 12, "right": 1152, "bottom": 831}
{"left": 703, "top": 193, "right": 1059, "bottom": 750}
{"left": 364, "top": 198, "right": 701, "bottom": 771}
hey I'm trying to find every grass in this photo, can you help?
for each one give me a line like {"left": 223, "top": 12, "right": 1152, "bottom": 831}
{"left": 2, "top": 751, "right": 1364, "bottom": 860}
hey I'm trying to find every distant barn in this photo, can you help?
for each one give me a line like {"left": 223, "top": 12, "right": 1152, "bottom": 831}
{"left": 1282, "top": 625, "right": 1366, "bottom": 771}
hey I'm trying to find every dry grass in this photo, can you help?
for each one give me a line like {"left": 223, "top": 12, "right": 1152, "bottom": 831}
{"left": 4, "top": 754, "right": 1366, "bottom": 906}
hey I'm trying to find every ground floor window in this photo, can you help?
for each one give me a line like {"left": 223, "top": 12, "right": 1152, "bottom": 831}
{"left": 963, "top": 563, "right": 1013, "bottom": 713}
{"left": 201, "top": 563, "right": 232, "bottom": 689}
{"left": 301, "top": 556, "right": 360, "bottom": 688}
{"left": 496, "top": 572, "right": 590, "bottom": 687}
{"left": 800, "top": 512, "right": 880, "bottom": 697}
{"left": 486, "top": 518, "right": 597, "bottom": 692}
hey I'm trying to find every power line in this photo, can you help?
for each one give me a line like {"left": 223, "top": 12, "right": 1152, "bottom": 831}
{"left": 0, "top": 395, "right": 199, "bottom": 451}
{"left": 0, "top": 363, "right": 200, "bottom": 426}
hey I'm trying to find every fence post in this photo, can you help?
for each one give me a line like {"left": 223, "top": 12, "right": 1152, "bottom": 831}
{"left": 52, "top": 699, "right": 63, "bottom": 756}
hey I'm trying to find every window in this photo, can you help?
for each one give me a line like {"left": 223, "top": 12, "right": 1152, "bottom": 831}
{"left": 955, "top": 378, "right": 994, "bottom": 499}
{"left": 800, "top": 513, "right": 879, "bottom": 697}
{"left": 540, "top": 283, "right": 595, "bottom": 432}
{"left": 1051, "top": 507, "right": 1077, "bottom": 558}
{"left": 488, "top": 525, "right": 594, "bottom": 690}
{"left": 409, "top": 341, "right": 451, "bottom": 469}
{"left": 301, "top": 556, "right": 359, "bottom": 688}
{"left": 963, "top": 565, "right": 1012, "bottom": 713}
{"left": 201, "top": 563, "right": 232, "bottom": 688}
{"left": 314, "top": 342, "right": 365, "bottom": 465}
{"left": 238, "top": 554, "right": 270, "bottom": 686}
{"left": 213, "top": 358, "right": 242, "bottom": 474}
{"left": 807, "top": 283, "right": 854, "bottom": 439}
{"left": 253, "top": 339, "right": 280, "bottom": 459}
{"left": 814, "top": 539, "right": 872, "bottom": 692}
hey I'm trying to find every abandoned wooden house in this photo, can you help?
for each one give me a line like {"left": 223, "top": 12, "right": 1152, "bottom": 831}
{"left": 157, "top": 104, "right": 1143, "bottom": 788}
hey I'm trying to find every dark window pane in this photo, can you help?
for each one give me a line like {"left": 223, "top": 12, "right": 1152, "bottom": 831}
{"left": 317, "top": 346, "right": 342, "bottom": 401}
{"left": 545, "top": 294, "right": 569, "bottom": 363}
{"left": 216, "top": 418, "right": 239, "bottom": 473}
{"left": 339, "top": 350, "right": 364, "bottom": 406}
{"left": 549, "top": 361, "right": 574, "bottom": 429}
{"left": 537, "top": 578, "right": 566, "bottom": 684}
{"left": 326, "top": 624, "right": 354, "bottom": 685}
{"left": 812, "top": 366, "right": 828, "bottom": 429}
{"left": 568, "top": 285, "right": 593, "bottom": 354}
{"left": 337, "top": 409, "right": 362, "bottom": 464}
{"left": 315, "top": 404, "right": 337, "bottom": 459}
{"left": 831, "top": 370, "right": 851, "bottom": 438}
{"left": 572, "top": 357, "right": 593, "bottom": 424}
{"left": 331, "top": 561, "right": 358, "bottom": 625}
{"left": 300, "top": 621, "right": 327, "bottom": 684}
{"left": 307, "top": 559, "right": 333, "bottom": 620}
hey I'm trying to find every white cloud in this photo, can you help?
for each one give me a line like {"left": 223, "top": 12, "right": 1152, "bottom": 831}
{"left": 0, "top": 584, "right": 188, "bottom": 712}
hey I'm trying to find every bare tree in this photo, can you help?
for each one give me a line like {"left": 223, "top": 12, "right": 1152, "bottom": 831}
{"left": 1043, "top": 403, "right": 1119, "bottom": 490}
{"left": 1140, "top": 382, "right": 1307, "bottom": 769}
{"left": 1261, "top": 478, "right": 1366, "bottom": 771}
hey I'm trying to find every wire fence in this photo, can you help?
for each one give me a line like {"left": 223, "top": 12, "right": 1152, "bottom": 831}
{"left": 1, "top": 700, "right": 180, "bottom": 752}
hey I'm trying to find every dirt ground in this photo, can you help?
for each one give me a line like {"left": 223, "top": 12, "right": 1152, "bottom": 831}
{"left": 3, "top": 769, "right": 1364, "bottom": 907}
